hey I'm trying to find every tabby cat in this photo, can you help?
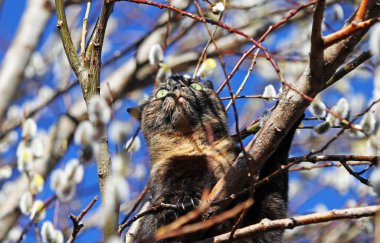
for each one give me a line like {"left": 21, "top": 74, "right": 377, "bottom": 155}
{"left": 129, "top": 75, "right": 298, "bottom": 242}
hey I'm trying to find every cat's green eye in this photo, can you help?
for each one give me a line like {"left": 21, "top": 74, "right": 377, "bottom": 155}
{"left": 190, "top": 82, "right": 203, "bottom": 91}
{"left": 156, "top": 89, "right": 169, "bottom": 98}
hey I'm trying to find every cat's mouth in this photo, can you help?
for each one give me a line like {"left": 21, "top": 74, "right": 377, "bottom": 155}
{"left": 173, "top": 90, "right": 186, "bottom": 104}
{"left": 177, "top": 96, "right": 186, "bottom": 104}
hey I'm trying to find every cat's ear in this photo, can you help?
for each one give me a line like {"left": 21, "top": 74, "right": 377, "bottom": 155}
{"left": 127, "top": 106, "right": 142, "bottom": 121}
{"left": 203, "top": 80, "right": 214, "bottom": 90}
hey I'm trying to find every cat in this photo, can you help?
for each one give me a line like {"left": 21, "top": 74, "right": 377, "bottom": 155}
{"left": 128, "top": 75, "right": 299, "bottom": 242}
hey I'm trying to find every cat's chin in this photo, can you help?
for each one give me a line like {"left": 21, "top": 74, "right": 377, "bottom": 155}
{"left": 172, "top": 107, "right": 193, "bottom": 133}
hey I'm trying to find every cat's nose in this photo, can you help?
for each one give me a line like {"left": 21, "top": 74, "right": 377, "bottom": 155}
{"left": 173, "top": 83, "right": 185, "bottom": 90}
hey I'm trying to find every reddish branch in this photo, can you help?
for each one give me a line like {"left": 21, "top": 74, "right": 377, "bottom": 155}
{"left": 155, "top": 199, "right": 253, "bottom": 241}
{"left": 324, "top": 17, "right": 380, "bottom": 47}
{"left": 323, "top": 0, "right": 378, "bottom": 47}
{"left": 210, "top": 205, "right": 380, "bottom": 242}
{"left": 118, "top": 203, "right": 181, "bottom": 233}
{"left": 355, "top": 0, "right": 369, "bottom": 22}
{"left": 155, "top": 192, "right": 211, "bottom": 240}
{"left": 67, "top": 196, "right": 98, "bottom": 243}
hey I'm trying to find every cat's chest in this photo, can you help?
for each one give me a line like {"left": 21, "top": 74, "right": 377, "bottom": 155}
{"left": 148, "top": 133, "right": 237, "bottom": 182}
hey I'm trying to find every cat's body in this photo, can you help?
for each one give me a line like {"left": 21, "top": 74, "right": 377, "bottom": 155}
{"left": 132, "top": 75, "right": 297, "bottom": 242}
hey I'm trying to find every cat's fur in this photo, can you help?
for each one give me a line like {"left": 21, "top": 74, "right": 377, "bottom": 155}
{"left": 131, "top": 75, "right": 298, "bottom": 242}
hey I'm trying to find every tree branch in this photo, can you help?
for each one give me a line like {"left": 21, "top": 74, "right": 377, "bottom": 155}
{"left": 55, "top": 0, "right": 85, "bottom": 80}
{"left": 67, "top": 196, "right": 98, "bottom": 243}
{"left": 310, "top": 0, "right": 325, "bottom": 83}
{"left": 208, "top": 205, "right": 380, "bottom": 242}
{"left": 0, "top": 0, "right": 52, "bottom": 119}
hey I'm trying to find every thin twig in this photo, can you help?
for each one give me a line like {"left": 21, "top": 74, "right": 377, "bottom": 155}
{"left": 67, "top": 196, "right": 98, "bottom": 243}
{"left": 226, "top": 49, "right": 260, "bottom": 111}
{"left": 80, "top": 0, "right": 92, "bottom": 58}
{"left": 289, "top": 161, "right": 373, "bottom": 171}
{"left": 118, "top": 184, "right": 149, "bottom": 234}
{"left": 325, "top": 50, "right": 372, "bottom": 87}
{"left": 209, "top": 205, "right": 380, "bottom": 242}
{"left": 119, "top": 203, "right": 181, "bottom": 231}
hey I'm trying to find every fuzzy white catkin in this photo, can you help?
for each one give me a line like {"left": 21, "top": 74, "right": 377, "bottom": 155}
{"left": 6, "top": 226, "right": 23, "bottom": 242}
{"left": 313, "top": 121, "right": 330, "bottom": 135}
{"left": 51, "top": 160, "right": 83, "bottom": 202}
{"left": 109, "top": 120, "right": 132, "bottom": 144}
{"left": 0, "top": 165, "right": 12, "bottom": 180}
{"left": 148, "top": 44, "right": 164, "bottom": 66}
{"left": 313, "top": 203, "right": 328, "bottom": 213}
{"left": 107, "top": 236, "right": 124, "bottom": 243}
{"left": 336, "top": 98, "right": 350, "bottom": 120}
{"left": 212, "top": 2, "right": 225, "bottom": 14}
{"left": 309, "top": 100, "right": 327, "bottom": 119}
{"left": 30, "top": 174, "right": 44, "bottom": 194}
{"left": 22, "top": 118, "right": 37, "bottom": 139}
{"left": 105, "top": 176, "right": 130, "bottom": 204}
{"left": 112, "top": 154, "right": 129, "bottom": 176}
{"left": 31, "top": 137, "right": 44, "bottom": 158}
{"left": 54, "top": 230, "right": 64, "bottom": 243}
{"left": 360, "top": 112, "right": 376, "bottom": 135}
{"left": 262, "top": 84, "right": 277, "bottom": 100}
{"left": 56, "top": 181, "right": 76, "bottom": 202}
{"left": 370, "top": 167, "right": 380, "bottom": 195}
{"left": 157, "top": 64, "right": 172, "bottom": 82}
{"left": 326, "top": 106, "right": 338, "bottom": 126}
{"left": 30, "top": 200, "right": 46, "bottom": 221}
{"left": 17, "top": 145, "right": 34, "bottom": 172}
{"left": 41, "top": 221, "right": 64, "bottom": 243}
{"left": 88, "top": 95, "right": 111, "bottom": 125}
{"left": 369, "top": 23, "right": 380, "bottom": 60}
{"left": 197, "top": 58, "right": 217, "bottom": 78}
{"left": 7, "top": 105, "right": 22, "bottom": 121}
{"left": 259, "top": 109, "right": 271, "bottom": 128}
{"left": 133, "top": 163, "right": 147, "bottom": 180}
{"left": 332, "top": 3, "right": 344, "bottom": 21}
{"left": 50, "top": 169, "right": 66, "bottom": 191}
{"left": 64, "top": 159, "right": 84, "bottom": 184}
{"left": 322, "top": 168, "right": 353, "bottom": 195}
{"left": 41, "top": 221, "right": 55, "bottom": 243}
{"left": 74, "top": 121, "right": 95, "bottom": 145}
{"left": 19, "top": 191, "right": 34, "bottom": 215}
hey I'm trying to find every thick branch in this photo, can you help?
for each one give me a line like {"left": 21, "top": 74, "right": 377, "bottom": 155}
{"left": 310, "top": 0, "right": 325, "bottom": 83}
{"left": 0, "top": 0, "right": 52, "bottom": 119}
{"left": 85, "top": 2, "right": 114, "bottom": 102}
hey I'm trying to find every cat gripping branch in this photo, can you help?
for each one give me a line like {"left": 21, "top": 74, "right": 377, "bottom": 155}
{"left": 128, "top": 75, "right": 300, "bottom": 242}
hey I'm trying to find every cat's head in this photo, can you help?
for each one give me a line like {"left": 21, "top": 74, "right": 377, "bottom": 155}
{"left": 129, "top": 75, "right": 229, "bottom": 138}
